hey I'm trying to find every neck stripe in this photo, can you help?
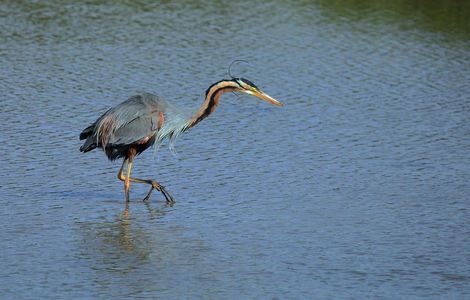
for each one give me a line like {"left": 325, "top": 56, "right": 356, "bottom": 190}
{"left": 189, "top": 80, "right": 238, "bottom": 128}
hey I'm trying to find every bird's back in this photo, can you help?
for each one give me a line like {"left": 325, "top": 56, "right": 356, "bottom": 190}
{"left": 79, "top": 92, "right": 186, "bottom": 160}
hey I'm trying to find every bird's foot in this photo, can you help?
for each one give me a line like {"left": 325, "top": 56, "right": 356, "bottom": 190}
{"left": 142, "top": 186, "right": 154, "bottom": 202}
{"left": 143, "top": 181, "right": 175, "bottom": 204}
{"left": 160, "top": 185, "right": 175, "bottom": 204}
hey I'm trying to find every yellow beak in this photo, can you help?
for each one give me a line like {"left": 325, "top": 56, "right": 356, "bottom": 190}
{"left": 245, "top": 90, "right": 284, "bottom": 107}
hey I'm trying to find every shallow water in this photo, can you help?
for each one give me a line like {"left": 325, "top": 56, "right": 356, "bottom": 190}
{"left": 1, "top": 0, "right": 469, "bottom": 299}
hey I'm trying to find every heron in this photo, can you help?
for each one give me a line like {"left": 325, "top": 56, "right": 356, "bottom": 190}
{"left": 79, "top": 77, "right": 283, "bottom": 203}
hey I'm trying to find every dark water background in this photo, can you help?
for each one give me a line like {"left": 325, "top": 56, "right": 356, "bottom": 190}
{"left": 1, "top": 0, "right": 469, "bottom": 299}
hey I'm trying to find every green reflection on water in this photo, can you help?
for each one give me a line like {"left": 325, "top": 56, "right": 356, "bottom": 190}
{"left": 4, "top": 0, "right": 469, "bottom": 42}
{"left": 310, "top": 0, "right": 470, "bottom": 37}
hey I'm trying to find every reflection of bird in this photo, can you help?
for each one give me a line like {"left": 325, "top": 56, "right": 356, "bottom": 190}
{"left": 80, "top": 78, "right": 283, "bottom": 203}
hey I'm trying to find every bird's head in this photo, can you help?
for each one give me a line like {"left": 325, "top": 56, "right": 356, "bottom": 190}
{"left": 231, "top": 78, "right": 284, "bottom": 107}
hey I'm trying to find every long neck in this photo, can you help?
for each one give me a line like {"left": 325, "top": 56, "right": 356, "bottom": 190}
{"left": 186, "top": 80, "right": 239, "bottom": 129}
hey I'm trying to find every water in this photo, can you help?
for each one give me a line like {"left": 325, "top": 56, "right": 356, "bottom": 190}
{"left": 1, "top": 0, "right": 469, "bottom": 299}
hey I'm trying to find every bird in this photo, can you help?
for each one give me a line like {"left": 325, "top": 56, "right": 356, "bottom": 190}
{"left": 79, "top": 77, "right": 283, "bottom": 203}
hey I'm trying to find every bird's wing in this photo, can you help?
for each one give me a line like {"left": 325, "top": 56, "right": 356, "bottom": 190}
{"left": 108, "top": 112, "right": 162, "bottom": 145}
{"left": 96, "top": 94, "right": 166, "bottom": 146}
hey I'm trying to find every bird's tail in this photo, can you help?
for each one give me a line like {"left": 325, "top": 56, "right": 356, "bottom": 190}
{"left": 79, "top": 124, "right": 95, "bottom": 140}
{"left": 80, "top": 137, "right": 97, "bottom": 152}
{"left": 80, "top": 123, "right": 97, "bottom": 152}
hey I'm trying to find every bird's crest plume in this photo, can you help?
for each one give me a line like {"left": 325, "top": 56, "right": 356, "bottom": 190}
{"left": 228, "top": 59, "right": 249, "bottom": 79}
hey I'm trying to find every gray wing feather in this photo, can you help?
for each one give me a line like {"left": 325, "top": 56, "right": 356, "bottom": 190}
{"left": 108, "top": 114, "right": 159, "bottom": 145}
{"left": 95, "top": 93, "right": 167, "bottom": 147}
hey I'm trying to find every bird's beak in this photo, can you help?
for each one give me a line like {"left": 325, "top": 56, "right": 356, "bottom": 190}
{"left": 245, "top": 90, "right": 284, "bottom": 107}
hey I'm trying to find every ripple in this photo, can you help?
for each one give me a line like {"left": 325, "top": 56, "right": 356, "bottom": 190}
{"left": 1, "top": 0, "right": 469, "bottom": 299}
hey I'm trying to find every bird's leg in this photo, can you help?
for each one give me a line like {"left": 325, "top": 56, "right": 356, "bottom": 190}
{"left": 126, "top": 177, "right": 173, "bottom": 203}
{"left": 124, "top": 157, "right": 134, "bottom": 202}
{"left": 117, "top": 158, "right": 132, "bottom": 202}
{"left": 135, "top": 178, "right": 173, "bottom": 203}
{"left": 117, "top": 158, "right": 174, "bottom": 203}
{"left": 118, "top": 158, "right": 128, "bottom": 182}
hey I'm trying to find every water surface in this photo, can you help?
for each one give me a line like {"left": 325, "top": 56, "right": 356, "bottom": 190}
{"left": 1, "top": 0, "right": 469, "bottom": 299}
